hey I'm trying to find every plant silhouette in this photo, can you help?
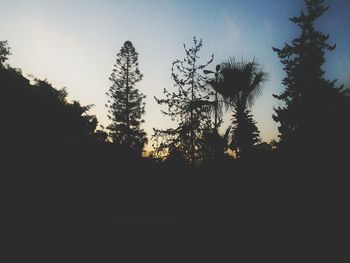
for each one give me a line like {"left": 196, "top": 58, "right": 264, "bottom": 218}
{"left": 272, "top": 0, "right": 350, "bottom": 161}
{"left": 209, "top": 58, "right": 269, "bottom": 159}
{"left": 106, "top": 41, "right": 147, "bottom": 156}
{"left": 153, "top": 37, "right": 214, "bottom": 165}
{"left": 1, "top": 65, "right": 104, "bottom": 160}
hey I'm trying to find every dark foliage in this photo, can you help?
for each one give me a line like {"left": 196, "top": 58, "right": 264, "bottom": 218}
{"left": 230, "top": 109, "right": 261, "bottom": 158}
{"left": 153, "top": 37, "right": 214, "bottom": 165}
{"left": 272, "top": 0, "right": 350, "bottom": 161}
{"left": 209, "top": 58, "right": 268, "bottom": 158}
{"left": 106, "top": 41, "right": 147, "bottom": 155}
{"left": 0, "top": 66, "right": 105, "bottom": 159}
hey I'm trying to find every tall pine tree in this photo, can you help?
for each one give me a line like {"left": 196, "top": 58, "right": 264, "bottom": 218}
{"left": 272, "top": 0, "right": 347, "bottom": 160}
{"left": 106, "top": 41, "right": 147, "bottom": 154}
{"left": 153, "top": 37, "right": 214, "bottom": 165}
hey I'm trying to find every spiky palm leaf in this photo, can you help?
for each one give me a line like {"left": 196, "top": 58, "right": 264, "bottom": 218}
{"left": 214, "top": 57, "right": 269, "bottom": 110}
{"left": 214, "top": 57, "right": 268, "bottom": 158}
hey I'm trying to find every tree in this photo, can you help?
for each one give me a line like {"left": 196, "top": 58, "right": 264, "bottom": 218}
{"left": 210, "top": 58, "right": 268, "bottom": 159}
{"left": 0, "top": 40, "right": 11, "bottom": 68}
{"left": 202, "top": 126, "right": 231, "bottom": 163}
{"left": 0, "top": 66, "right": 103, "bottom": 156}
{"left": 203, "top": 64, "right": 230, "bottom": 162}
{"left": 106, "top": 41, "right": 147, "bottom": 155}
{"left": 272, "top": 0, "right": 348, "bottom": 159}
{"left": 153, "top": 37, "right": 214, "bottom": 165}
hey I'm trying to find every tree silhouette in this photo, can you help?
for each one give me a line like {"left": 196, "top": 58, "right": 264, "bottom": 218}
{"left": 202, "top": 64, "right": 230, "bottom": 162}
{"left": 0, "top": 40, "right": 11, "bottom": 68}
{"left": 272, "top": 0, "right": 348, "bottom": 159}
{"left": 106, "top": 41, "right": 147, "bottom": 155}
{"left": 210, "top": 58, "right": 268, "bottom": 159}
{"left": 1, "top": 58, "right": 104, "bottom": 158}
{"left": 153, "top": 37, "right": 214, "bottom": 165}
{"left": 202, "top": 126, "right": 231, "bottom": 163}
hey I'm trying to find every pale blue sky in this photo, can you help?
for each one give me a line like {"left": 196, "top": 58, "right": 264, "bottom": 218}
{"left": 1, "top": 0, "right": 349, "bottom": 150}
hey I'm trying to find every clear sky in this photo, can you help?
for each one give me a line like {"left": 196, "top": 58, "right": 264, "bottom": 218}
{"left": 1, "top": 0, "right": 349, "bottom": 150}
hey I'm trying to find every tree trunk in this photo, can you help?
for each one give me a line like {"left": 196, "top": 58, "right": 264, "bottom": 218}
{"left": 126, "top": 54, "right": 130, "bottom": 148}
{"left": 190, "top": 62, "right": 195, "bottom": 165}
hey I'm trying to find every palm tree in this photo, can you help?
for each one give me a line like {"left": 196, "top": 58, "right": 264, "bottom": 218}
{"left": 210, "top": 58, "right": 269, "bottom": 159}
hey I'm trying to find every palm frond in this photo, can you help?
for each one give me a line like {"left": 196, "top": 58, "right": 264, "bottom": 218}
{"left": 216, "top": 57, "right": 269, "bottom": 109}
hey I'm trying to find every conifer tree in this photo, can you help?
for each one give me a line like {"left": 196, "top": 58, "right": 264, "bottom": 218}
{"left": 272, "top": 0, "right": 346, "bottom": 158}
{"left": 106, "top": 41, "right": 147, "bottom": 154}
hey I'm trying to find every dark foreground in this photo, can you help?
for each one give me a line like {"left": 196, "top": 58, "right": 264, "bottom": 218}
{"left": 4, "top": 151, "right": 347, "bottom": 224}
{"left": 3, "top": 152, "right": 348, "bottom": 261}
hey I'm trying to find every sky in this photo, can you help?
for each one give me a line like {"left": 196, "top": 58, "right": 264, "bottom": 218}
{"left": 1, "top": 0, "right": 349, "bottom": 150}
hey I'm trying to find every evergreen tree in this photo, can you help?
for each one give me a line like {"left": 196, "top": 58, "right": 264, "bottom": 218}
{"left": 0, "top": 40, "right": 11, "bottom": 68}
{"left": 272, "top": 0, "right": 347, "bottom": 159}
{"left": 106, "top": 41, "right": 147, "bottom": 154}
{"left": 153, "top": 37, "right": 214, "bottom": 165}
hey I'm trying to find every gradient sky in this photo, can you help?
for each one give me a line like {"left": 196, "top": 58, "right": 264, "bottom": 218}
{"left": 1, "top": 0, "right": 349, "bottom": 150}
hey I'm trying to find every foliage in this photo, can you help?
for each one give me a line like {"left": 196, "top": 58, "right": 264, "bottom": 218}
{"left": 230, "top": 109, "right": 261, "bottom": 158}
{"left": 153, "top": 37, "right": 214, "bottom": 165}
{"left": 106, "top": 41, "right": 147, "bottom": 155}
{"left": 272, "top": 0, "right": 349, "bottom": 158}
{"left": 0, "top": 40, "right": 11, "bottom": 68}
{"left": 202, "top": 127, "right": 231, "bottom": 162}
{"left": 210, "top": 58, "right": 268, "bottom": 158}
{"left": 0, "top": 61, "right": 104, "bottom": 156}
